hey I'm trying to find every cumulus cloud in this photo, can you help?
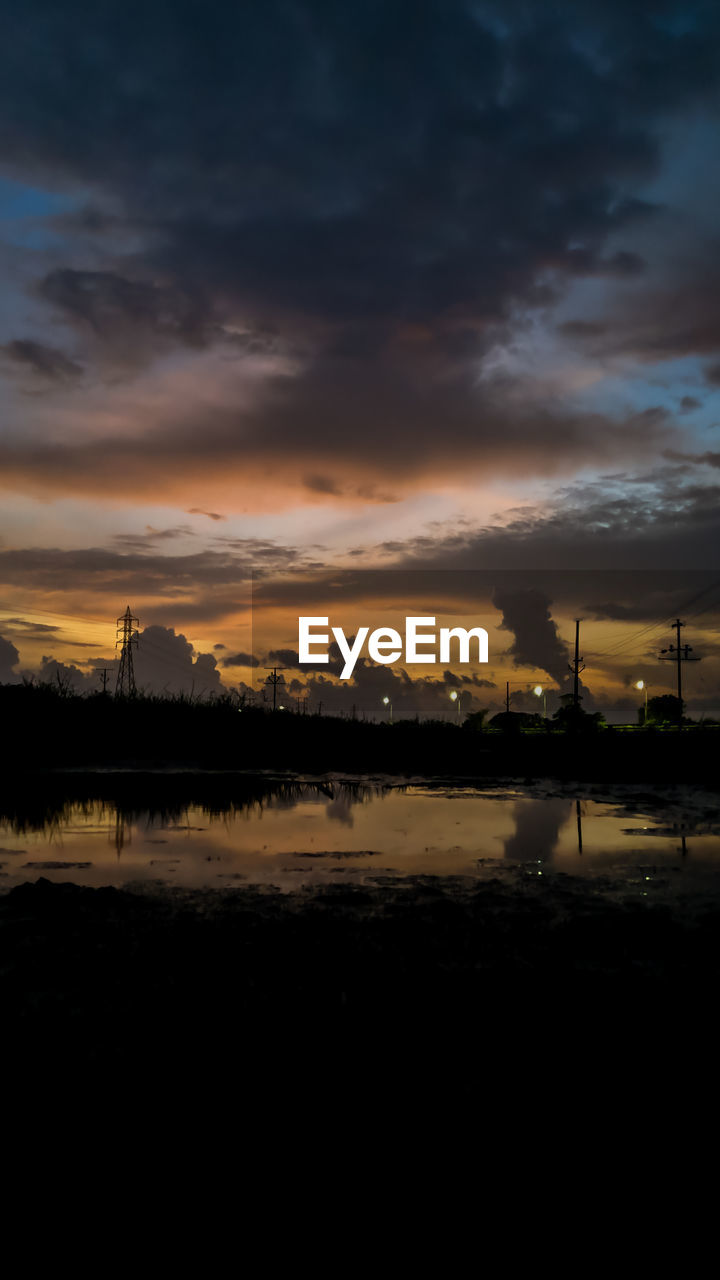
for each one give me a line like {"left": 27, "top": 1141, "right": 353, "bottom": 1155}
{"left": 492, "top": 587, "right": 570, "bottom": 684}
{"left": 0, "top": 635, "right": 20, "bottom": 683}
{"left": 35, "top": 655, "right": 97, "bottom": 693}
{"left": 133, "top": 626, "right": 225, "bottom": 697}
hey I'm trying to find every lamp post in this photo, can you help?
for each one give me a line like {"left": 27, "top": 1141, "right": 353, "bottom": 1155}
{"left": 504, "top": 679, "right": 551, "bottom": 716}
{"left": 449, "top": 689, "right": 461, "bottom": 722}
{"left": 533, "top": 684, "right": 547, "bottom": 719}
{"left": 382, "top": 694, "right": 393, "bottom": 725}
{"left": 635, "top": 679, "right": 648, "bottom": 726}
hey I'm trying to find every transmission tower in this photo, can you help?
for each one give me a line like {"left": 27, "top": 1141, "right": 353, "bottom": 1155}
{"left": 115, "top": 605, "right": 139, "bottom": 697}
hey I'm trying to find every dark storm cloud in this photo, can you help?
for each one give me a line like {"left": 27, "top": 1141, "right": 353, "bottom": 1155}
{"left": 0, "top": 367, "right": 678, "bottom": 498}
{"left": 492, "top": 587, "right": 570, "bottom": 682}
{"left": 580, "top": 584, "right": 720, "bottom": 623}
{"left": 382, "top": 476, "right": 720, "bottom": 570}
{"left": 3, "top": 1, "right": 718, "bottom": 340}
{"left": 559, "top": 248, "right": 720, "bottom": 366}
{"left": 112, "top": 526, "right": 196, "bottom": 549}
{"left": 1, "top": 617, "right": 60, "bottom": 635}
{"left": 0, "top": 2, "right": 718, "bottom": 504}
{"left": 557, "top": 321, "right": 608, "bottom": 340}
{"left": 663, "top": 449, "right": 720, "bottom": 468}
{"left": 266, "top": 642, "right": 347, "bottom": 677}
{"left": 0, "top": 537, "right": 331, "bottom": 628}
{"left": 0, "top": 541, "right": 293, "bottom": 596}
{"left": 37, "top": 268, "right": 217, "bottom": 365}
{"left": 248, "top": 565, "right": 720, "bottom": 648}
{"left": 222, "top": 652, "right": 259, "bottom": 668}
{"left": 0, "top": 338, "right": 83, "bottom": 383}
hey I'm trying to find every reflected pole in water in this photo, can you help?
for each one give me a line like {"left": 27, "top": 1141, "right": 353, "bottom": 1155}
{"left": 111, "top": 810, "right": 129, "bottom": 859}
{"left": 576, "top": 799, "right": 583, "bottom": 855}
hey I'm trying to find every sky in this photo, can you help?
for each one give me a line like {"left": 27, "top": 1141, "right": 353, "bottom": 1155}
{"left": 1, "top": 0, "right": 720, "bottom": 719}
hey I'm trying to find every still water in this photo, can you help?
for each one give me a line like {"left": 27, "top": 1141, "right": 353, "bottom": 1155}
{"left": 1, "top": 777, "right": 719, "bottom": 892}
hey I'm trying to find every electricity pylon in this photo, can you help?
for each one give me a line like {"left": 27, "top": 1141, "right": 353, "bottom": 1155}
{"left": 115, "top": 606, "right": 139, "bottom": 697}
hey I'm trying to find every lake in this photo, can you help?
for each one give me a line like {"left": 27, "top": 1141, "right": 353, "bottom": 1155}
{"left": 2, "top": 776, "right": 719, "bottom": 894}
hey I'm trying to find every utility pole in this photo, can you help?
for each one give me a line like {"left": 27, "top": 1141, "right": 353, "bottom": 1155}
{"left": 568, "top": 619, "right": 584, "bottom": 713}
{"left": 115, "top": 606, "right": 139, "bottom": 697}
{"left": 263, "top": 667, "right": 286, "bottom": 711}
{"left": 506, "top": 680, "right": 510, "bottom": 714}
{"left": 660, "top": 619, "right": 700, "bottom": 729}
{"left": 99, "top": 667, "right": 111, "bottom": 695}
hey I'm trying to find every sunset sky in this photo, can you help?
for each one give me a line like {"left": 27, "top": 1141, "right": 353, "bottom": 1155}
{"left": 1, "top": 1, "right": 719, "bottom": 718}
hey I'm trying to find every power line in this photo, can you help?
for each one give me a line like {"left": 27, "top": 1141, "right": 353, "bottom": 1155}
{"left": 263, "top": 667, "right": 286, "bottom": 711}
{"left": 585, "top": 577, "right": 720, "bottom": 661}
{"left": 658, "top": 618, "right": 701, "bottom": 729}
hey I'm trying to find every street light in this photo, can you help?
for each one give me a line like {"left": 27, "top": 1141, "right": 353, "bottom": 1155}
{"left": 382, "top": 694, "right": 393, "bottom": 724}
{"left": 504, "top": 678, "right": 549, "bottom": 713}
{"left": 533, "top": 684, "right": 547, "bottom": 718}
{"left": 449, "top": 689, "right": 461, "bottom": 722}
{"left": 635, "top": 679, "right": 648, "bottom": 726}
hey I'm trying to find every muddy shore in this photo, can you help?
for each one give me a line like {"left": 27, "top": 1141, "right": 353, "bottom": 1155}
{"left": 4, "top": 868, "right": 719, "bottom": 1086}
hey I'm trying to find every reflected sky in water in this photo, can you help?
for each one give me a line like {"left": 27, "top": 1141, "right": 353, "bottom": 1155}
{"left": 1, "top": 780, "right": 719, "bottom": 892}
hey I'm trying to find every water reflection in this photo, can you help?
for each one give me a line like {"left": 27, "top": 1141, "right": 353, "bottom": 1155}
{"left": 502, "top": 798, "right": 572, "bottom": 863}
{"left": 0, "top": 775, "right": 719, "bottom": 890}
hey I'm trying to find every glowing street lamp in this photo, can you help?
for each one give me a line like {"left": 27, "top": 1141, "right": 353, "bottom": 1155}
{"left": 382, "top": 694, "right": 393, "bottom": 724}
{"left": 635, "top": 679, "right": 648, "bottom": 725}
{"left": 449, "top": 689, "right": 461, "bottom": 722}
{"left": 533, "top": 684, "right": 547, "bottom": 718}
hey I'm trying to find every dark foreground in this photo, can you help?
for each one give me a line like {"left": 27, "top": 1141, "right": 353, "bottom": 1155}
{"left": 2, "top": 682, "right": 719, "bottom": 781}
{"left": 5, "top": 870, "right": 720, "bottom": 1095}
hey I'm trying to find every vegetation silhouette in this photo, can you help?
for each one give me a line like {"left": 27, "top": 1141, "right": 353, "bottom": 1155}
{"left": 643, "top": 694, "right": 684, "bottom": 725}
{"left": 1, "top": 679, "right": 718, "bottom": 782}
